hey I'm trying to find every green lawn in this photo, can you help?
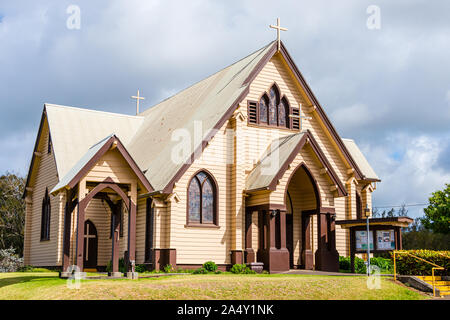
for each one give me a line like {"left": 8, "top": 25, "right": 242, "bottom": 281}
{"left": 0, "top": 272, "right": 429, "bottom": 300}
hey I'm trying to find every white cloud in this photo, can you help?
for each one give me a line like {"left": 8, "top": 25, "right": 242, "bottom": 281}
{"left": 368, "top": 133, "right": 450, "bottom": 218}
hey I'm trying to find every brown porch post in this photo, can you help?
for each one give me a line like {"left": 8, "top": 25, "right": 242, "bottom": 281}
{"left": 279, "top": 210, "right": 286, "bottom": 250}
{"left": 127, "top": 200, "right": 137, "bottom": 271}
{"left": 76, "top": 203, "right": 86, "bottom": 271}
{"left": 62, "top": 202, "right": 71, "bottom": 272}
{"left": 257, "top": 210, "right": 264, "bottom": 262}
{"left": 267, "top": 211, "right": 276, "bottom": 249}
{"left": 315, "top": 210, "right": 339, "bottom": 272}
{"left": 302, "top": 213, "right": 313, "bottom": 270}
{"left": 350, "top": 228, "right": 356, "bottom": 273}
{"left": 395, "top": 226, "right": 402, "bottom": 250}
{"left": 111, "top": 204, "right": 120, "bottom": 273}
{"left": 245, "top": 209, "right": 255, "bottom": 263}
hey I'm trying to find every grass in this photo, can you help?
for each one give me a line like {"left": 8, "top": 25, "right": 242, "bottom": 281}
{"left": 0, "top": 272, "right": 429, "bottom": 300}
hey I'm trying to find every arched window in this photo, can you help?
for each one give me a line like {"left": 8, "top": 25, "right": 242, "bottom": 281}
{"left": 279, "top": 97, "right": 290, "bottom": 127}
{"left": 259, "top": 94, "right": 269, "bottom": 124}
{"left": 249, "top": 84, "right": 292, "bottom": 129}
{"left": 268, "top": 85, "right": 280, "bottom": 125}
{"left": 187, "top": 171, "right": 217, "bottom": 225}
{"left": 40, "top": 188, "right": 51, "bottom": 240}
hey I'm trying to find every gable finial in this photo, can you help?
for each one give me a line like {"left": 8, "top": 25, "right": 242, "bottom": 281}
{"left": 269, "top": 18, "right": 288, "bottom": 51}
{"left": 131, "top": 89, "right": 145, "bottom": 115}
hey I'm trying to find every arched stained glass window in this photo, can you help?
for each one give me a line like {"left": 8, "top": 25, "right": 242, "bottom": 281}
{"left": 279, "top": 97, "right": 289, "bottom": 127}
{"left": 259, "top": 95, "right": 269, "bottom": 124}
{"left": 40, "top": 188, "right": 51, "bottom": 240}
{"left": 188, "top": 171, "right": 217, "bottom": 225}
{"left": 268, "top": 86, "right": 279, "bottom": 125}
{"left": 251, "top": 83, "right": 292, "bottom": 129}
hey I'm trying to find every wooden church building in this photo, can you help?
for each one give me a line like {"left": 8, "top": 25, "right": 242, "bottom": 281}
{"left": 23, "top": 37, "right": 381, "bottom": 274}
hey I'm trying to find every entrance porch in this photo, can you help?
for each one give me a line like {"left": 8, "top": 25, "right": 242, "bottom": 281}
{"left": 245, "top": 163, "right": 340, "bottom": 273}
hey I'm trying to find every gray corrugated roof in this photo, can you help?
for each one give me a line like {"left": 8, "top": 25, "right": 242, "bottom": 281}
{"left": 127, "top": 41, "right": 276, "bottom": 191}
{"left": 44, "top": 42, "right": 276, "bottom": 193}
{"left": 342, "top": 138, "right": 380, "bottom": 181}
{"left": 46, "top": 104, "right": 144, "bottom": 182}
{"left": 50, "top": 134, "right": 114, "bottom": 194}
{"left": 246, "top": 132, "right": 306, "bottom": 191}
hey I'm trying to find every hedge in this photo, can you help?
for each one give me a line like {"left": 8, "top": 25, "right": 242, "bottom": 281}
{"left": 390, "top": 250, "right": 450, "bottom": 276}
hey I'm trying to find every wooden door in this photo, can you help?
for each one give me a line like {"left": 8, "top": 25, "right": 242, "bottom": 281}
{"left": 83, "top": 220, "right": 98, "bottom": 268}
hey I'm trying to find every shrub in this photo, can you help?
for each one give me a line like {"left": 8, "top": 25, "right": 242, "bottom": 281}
{"left": 370, "top": 257, "right": 393, "bottom": 272}
{"left": 202, "top": 261, "right": 218, "bottom": 273}
{"left": 391, "top": 250, "right": 450, "bottom": 276}
{"left": 243, "top": 267, "right": 256, "bottom": 274}
{"left": 193, "top": 267, "right": 208, "bottom": 274}
{"left": 230, "top": 264, "right": 255, "bottom": 274}
{"left": 163, "top": 264, "right": 175, "bottom": 273}
{"left": 214, "top": 270, "right": 222, "bottom": 274}
{"left": 106, "top": 258, "right": 126, "bottom": 273}
{"left": 18, "top": 265, "right": 34, "bottom": 272}
{"left": 134, "top": 264, "right": 146, "bottom": 273}
{"left": 0, "top": 248, "right": 23, "bottom": 272}
{"left": 230, "top": 263, "right": 246, "bottom": 274}
{"left": 339, "top": 256, "right": 350, "bottom": 271}
{"left": 338, "top": 256, "right": 366, "bottom": 274}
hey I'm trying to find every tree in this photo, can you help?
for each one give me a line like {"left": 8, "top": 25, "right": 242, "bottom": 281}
{"left": 402, "top": 218, "right": 450, "bottom": 250}
{"left": 0, "top": 173, "right": 26, "bottom": 256}
{"left": 421, "top": 184, "right": 450, "bottom": 234}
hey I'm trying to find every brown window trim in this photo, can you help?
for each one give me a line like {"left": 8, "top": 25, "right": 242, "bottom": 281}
{"left": 186, "top": 169, "right": 219, "bottom": 227}
{"left": 40, "top": 188, "right": 51, "bottom": 241}
{"left": 184, "top": 223, "right": 220, "bottom": 229}
{"left": 247, "top": 90, "right": 296, "bottom": 131}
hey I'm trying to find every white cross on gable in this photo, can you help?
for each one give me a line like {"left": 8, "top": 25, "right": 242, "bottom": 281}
{"left": 131, "top": 89, "right": 145, "bottom": 115}
{"left": 269, "top": 18, "right": 288, "bottom": 51}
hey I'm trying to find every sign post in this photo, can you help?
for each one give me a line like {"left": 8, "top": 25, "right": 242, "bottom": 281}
{"left": 364, "top": 205, "right": 371, "bottom": 276}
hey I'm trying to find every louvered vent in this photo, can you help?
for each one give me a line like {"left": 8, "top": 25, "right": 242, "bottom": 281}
{"left": 291, "top": 108, "right": 300, "bottom": 130}
{"left": 248, "top": 101, "right": 257, "bottom": 124}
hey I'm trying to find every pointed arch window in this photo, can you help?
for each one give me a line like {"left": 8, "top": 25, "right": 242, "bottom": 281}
{"left": 40, "top": 188, "right": 51, "bottom": 241}
{"left": 259, "top": 94, "right": 269, "bottom": 124}
{"left": 268, "top": 86, "right": 279, "bottom": 125}
{"left": 248, "top": 84, "right": 293, "bottom": 129}
{"left": 187, "top": 170, "right": 218, "bottom": 226}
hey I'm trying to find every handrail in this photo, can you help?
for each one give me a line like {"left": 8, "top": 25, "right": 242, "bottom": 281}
{"left": 436, "top": 251, "right": 450, "bottom": 259}
{"left": 393, "top": 250, "right": 445, "bottom": 297}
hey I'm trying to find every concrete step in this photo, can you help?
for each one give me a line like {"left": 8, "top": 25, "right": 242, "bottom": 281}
{"left": 435, "top": 286, "right": 450, "bottom": 291}
{"left": 417, "top": 276, "right": 442, "bottom": 281}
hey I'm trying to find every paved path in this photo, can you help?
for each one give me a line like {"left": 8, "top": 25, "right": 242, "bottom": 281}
{"left": 281, "top": 269, "right": 394, "bottom": 277}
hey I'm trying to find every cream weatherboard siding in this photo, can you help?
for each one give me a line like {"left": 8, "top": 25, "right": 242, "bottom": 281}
{"left": 25, "top": 118, "right": 63, "bottom": 266}
{"left": 170, "top": 118, "right": 233, "bottom": 265}
{"left": 25, "top": 43, "right": 378, "bottom": 270}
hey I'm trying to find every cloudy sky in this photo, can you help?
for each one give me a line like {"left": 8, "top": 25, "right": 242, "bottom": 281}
{"left": 0, "top": 0, "right": 449, "bottom": 218}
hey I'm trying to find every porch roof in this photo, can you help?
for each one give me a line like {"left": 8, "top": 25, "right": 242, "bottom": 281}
{"left": 336, "top": 216, "right": 413, "bottom": 228}
{"left": 342, "top": 138, "right": 380, "bottom": 182}
{"left": 245, "top": 130, "right": 347, "bottom": 196}
{"left": 50, "top": 134, "right": 153, "bottom": 195}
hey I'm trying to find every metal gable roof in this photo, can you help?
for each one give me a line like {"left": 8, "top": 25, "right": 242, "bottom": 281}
{"left": 342, "top": 138, "right": 380, "bottom": 181}
{"left": 127, "top": 41, "right": 277, "bottom": 191}
{"left": 45, "top": 103, "right": 144, "bottom": 181}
